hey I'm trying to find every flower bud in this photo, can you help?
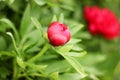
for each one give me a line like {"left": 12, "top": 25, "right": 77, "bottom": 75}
{"left": 47, "top": 22, "right": 71, "bottom": 46}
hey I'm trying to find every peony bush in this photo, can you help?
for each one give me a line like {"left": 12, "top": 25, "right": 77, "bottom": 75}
{"left": 0, "top": 0, "right": 120, "bottom": 80}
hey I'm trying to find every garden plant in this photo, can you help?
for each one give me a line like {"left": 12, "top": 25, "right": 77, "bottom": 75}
{"left": 0, "top": 0, "right": 120, "bottom": 80}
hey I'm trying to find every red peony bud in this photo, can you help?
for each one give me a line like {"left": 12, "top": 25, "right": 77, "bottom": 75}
{"left": 47, "top": 22, "right": 71, "bottom": 46}
{"left": 84, "top": 6, "right": 119, "bottom": 40}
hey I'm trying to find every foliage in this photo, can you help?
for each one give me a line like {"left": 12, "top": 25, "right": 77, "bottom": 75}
{"left": 0, "top": 0, "right": 120, "bottom": 80}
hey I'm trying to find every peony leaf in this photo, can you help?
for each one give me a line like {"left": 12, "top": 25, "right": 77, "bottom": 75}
{"left": 55, "top": 45, "right": 73, "bottom": 54}
{"left": 0, "top": 18, "right": 19, "bottom": 41}
{"left": 31, "top": 17, "right": 43, "bottom": 37}
{"left": 20, "top": 4, "right": 31, "bottom": 37}
{"left": 50, "top": 72, "right": 59, "bottom": 80}
{"left": 51, "top": 15, "right": 57, "bottom": 22}
{"left": 71, "top": 24, "right": 84, "bottom": 36}
{"left": 6, "top": 32, "right": 21, "bottom": 56}
{"left": 67, "top": 51, "right": 87, "bottom": 57}
{"left": 9, "top": 0, "right": 14, "bottom": 4}
{"left": 34, "top": 0, "right": 46, "bottom": 6}
{"left": 60, "top": 73, "right": 85, "bottom": 80}
{"left": 60, "top": 53, "right": 87, "bottom": 77}
{"left": 26, "top": 63, "right": 47, "bottom": 72}
{"left": 59, "top": 13, "right": 64, "bottom": 24}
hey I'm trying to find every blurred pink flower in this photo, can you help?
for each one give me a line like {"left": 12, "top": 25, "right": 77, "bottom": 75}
{"left": 84, "top": 6, "right": 119, "bottom": 40}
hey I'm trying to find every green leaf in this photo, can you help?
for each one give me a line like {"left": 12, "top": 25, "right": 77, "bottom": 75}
{"left": 60, "top": 73, "right": 84, "bottom": 80}
{"left": 38, "top": 54, "right": 59, "bottom": 61}
{"left": 0, "top": 67, "right": 10, "bottom": 80}
{"left": 50, "top": 72, "right": 59, "bottom": 80}
{"left": 55, "top": 45, "right": 73, "bottom": 54}
{"left": 3, "top": 0, "right": 14, "bottom": 4}
{"left": 16, "top": 56, "right": 25, "bottom": 69}
{"left": 9, "top": 0, "right": 14, "bottom": 4}
{"left": 114, "top": 61, "right": 120, "bottom": 75}
{"left": 68, "top": 38, "right": 82, "bottom": 44}
{"left": 25, "top": 45, "right": 40, "bottom": 54}
{"left": 78, "top": 32, "right": 91, "bottom": 39}
{"left": 60, "top": 53, "right": 87, "bottom": 77}
{"left": 31, "top": 17, "right": 43, "bottom": 37}
{"left": 22, "top": 40, "right": 38, "bottom": 53}
{"left": 26, "top": 63, "right": 47, "bottom": 72}
{"left": 22, "top": 30, "right": 44, "bottom": 52}
{"left": 6, "top": 32, "right": 21, "bottom": 56}
{"left": 60, "top": 5, "right": 74, "bottom": 11}
{"left": 71, "top": 24, "right": 84, "bottom": 36}
{"left": 44, "top": 60, "right": 70, "bottom": 74}
{"left": 68, "top": 51, "right": 87, "bottom": 57}
{"left": 0, "top": 36, "right": 7, "bottom": 51}
{"left": 80, "top": 53, "right": 106, "bottom": 66}
{"left": 58, "top": 13, "right": 64, "bottom": 23}
{"left": 54, "top": 44, "right": 87, "bottom": 77}
{"left": 20, "top": 4, "right": 32, "bottom": 37}
{"left": 51, "top": 15, "right": 57, "bottom": 22}
{"left": 0, "top": 18, "right": 19, "bottom": 41}
{"left": 27, "top": 43, "right": 50, "bottom": 62}
{"left": 34, "top": 0, "right": 46, "bottom": 6}
{"left": 72, "top": 45, "right": 83, "bottom": 51}
{"left": 0, "top": 24, "right": 7, "bottom": 32}
{"left": 0, "top": 51, "right": 15, "bottom": 57}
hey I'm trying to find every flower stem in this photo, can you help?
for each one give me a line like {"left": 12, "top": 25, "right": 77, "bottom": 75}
{"left": 28, "top": 43, "right": 50, "bottom": 62}
{"left": 6, "top": 32, "right": 21, "bottom": 57}
{"left": 12, "top": 58, "right": 17, "bottom": 80}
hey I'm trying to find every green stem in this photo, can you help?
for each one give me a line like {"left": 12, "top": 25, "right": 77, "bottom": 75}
{"left": 28, "top": 43, "right": 50, "bottom": 62}
{"left": 12, "top": 58, "right": 18, "bottom": 80}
